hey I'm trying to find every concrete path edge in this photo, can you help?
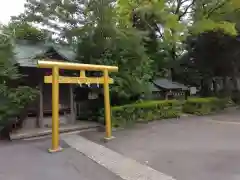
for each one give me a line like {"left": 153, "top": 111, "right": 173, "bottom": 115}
{"left": 63, "top": 134, "right": 176, "bottom": 180}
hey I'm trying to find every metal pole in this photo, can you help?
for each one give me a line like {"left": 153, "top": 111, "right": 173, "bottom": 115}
{"left": 103, "top": 69, "right": 113, "bottom": 140}
{"left": 49, "top": 66, "right": 62, "bottom": 153}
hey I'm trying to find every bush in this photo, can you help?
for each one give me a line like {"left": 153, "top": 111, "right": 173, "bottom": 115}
{"left": 0, "top": 86, "right": 39, "bottom": 126}
{"left": 106, "top": 100, "right": 182, "bottom": 128}
{"left": 183, "top": 97, "right": 228, "bottom": 115}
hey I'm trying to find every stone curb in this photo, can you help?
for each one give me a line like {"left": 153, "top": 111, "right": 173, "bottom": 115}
{"left": 11, "top": 124, "right": 100, "bottom": 140}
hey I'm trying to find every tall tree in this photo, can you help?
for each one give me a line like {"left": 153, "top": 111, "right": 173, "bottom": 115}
{"left": 117, "top": 0, "right": 185, "bottom": 77}
{"left": 15, "top": 0, "right": 88, "bottom": 43}
{"left": 17, "top": 0, "right": 240, "bottom": 98}
{"left": 117, "top": 0, "right": 240, "bottom": 78}
{"left": 176, "top": 29, "right": 240, "bottom": 96}
{"left": 77, "top": 0, "right": 153, "bottom": 99}
{"left": 16, "top": 0, "right": 153, "bottom": 99}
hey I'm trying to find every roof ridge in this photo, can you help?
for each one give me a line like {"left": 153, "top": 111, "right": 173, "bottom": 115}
{"left": 14, "top": 43, "right": 77, "bottom": 67}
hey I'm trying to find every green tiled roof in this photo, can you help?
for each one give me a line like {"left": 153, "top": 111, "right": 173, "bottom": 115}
{"left": 14, "top": 43, "right": 76, "bottom": 67}
{"left": 148, "top": 82, "right": 161, "bottom": 92}
{"left": 153, "top": 78, "right": 188, "bottom": 90}
{"left": 53, "top": 46, "right": 76, "bottom": 61}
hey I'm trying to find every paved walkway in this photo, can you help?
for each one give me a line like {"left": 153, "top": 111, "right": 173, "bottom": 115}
{"left": 80, "top": 114, "right": 240, "bottom": 180}
{"left": 63, "top": 135, "right": 174, "bottom": 180}
{"left": 0, "top": 139, "right": 122, "bottom": 180}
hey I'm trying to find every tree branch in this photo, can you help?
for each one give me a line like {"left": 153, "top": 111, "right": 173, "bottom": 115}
{"left": 206, "top": 1, "right": 228, "bottom": 18}
{"left": 175, "top": 0, "right": 183, "bottom": 14}
{"left": 178, "top": 0, "right": 196, "bottom": 20}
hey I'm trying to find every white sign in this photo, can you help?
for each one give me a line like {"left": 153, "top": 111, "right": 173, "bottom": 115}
{"left": 190, "top": 87, "right": 197, "bottom": 95}
{"left": 88, "top": 92, "right": 98, "bottom": 100}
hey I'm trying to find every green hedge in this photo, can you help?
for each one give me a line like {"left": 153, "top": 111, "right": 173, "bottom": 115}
{"left": 183, "top": 97, "right": 228, "bottom": 115}
{"left": 109, "top": 100, "right": 182, "bottom": 128}
{"left": 98, "top": 97, "right": 230, "bottom": 129}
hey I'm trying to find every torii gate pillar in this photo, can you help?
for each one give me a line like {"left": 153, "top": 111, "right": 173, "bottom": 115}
{"left": 38, "top": 60, "right": 118, "bottom": 153}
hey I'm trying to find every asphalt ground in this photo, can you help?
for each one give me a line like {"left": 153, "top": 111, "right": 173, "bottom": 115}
{"left": 0, "top": 138, "right": 122, "bottom": 180}
{"left": 80, "top": 114, "right": 240, "bottom": 180}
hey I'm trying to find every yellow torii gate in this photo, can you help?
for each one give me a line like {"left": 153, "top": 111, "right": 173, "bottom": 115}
{"left": 38, "top": 60, "right": 118, "bottom": 153}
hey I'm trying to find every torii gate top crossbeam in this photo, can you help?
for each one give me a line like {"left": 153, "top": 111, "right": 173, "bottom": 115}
{"left": 38, "top": 60, "right": 118, "bottom": 72}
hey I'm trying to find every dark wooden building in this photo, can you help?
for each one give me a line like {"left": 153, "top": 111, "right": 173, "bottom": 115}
{"left": 14, "top": 42, "right": 77, "bottom": 129}
{"left": 148, "top": 78, "right": 188, "bottom": 100}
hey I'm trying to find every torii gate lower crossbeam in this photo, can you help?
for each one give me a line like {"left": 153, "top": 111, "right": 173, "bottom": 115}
{"left": 38, "top": 60, "right": 118, "bottom": 153}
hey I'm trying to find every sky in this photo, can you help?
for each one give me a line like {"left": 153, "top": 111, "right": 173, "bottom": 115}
{"left": 0, "top": 0, "right": 26, "bottom": 24}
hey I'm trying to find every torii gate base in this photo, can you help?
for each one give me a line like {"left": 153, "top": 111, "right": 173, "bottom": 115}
{"left": 38, "top": 60, "right": 118, "bottom": 153}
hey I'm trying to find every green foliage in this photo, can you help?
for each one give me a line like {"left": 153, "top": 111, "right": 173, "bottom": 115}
{"left": 0, "top": 36, "right": 19, "bottom": 80}
{"left": 18, "top": 0, "right": 153, "bottom": 98}
{"left": 15, "top": 0, "right": 88, "bottom": 43}
{"left": 117, "top": 0, "right": 240, "bottom": 79}
{"left": 0, "top": 34, "right": 39, "bottom": 124}
{"left": 117, "top": 0, "right": 185, "bottom": 73}
{"left": 183, "top": 97, "right": 228, "bottom": 115}
{"left": 107, "top": 100, "right": 182, "bottom": 128}
{"left": 17, "top": 0, "right": 240, "bottom": 99}
{"left": 77, "top": 0, "right": 153, "bottom": 98}
{"left": 192, "top": 0, "right": 240, "bottom": 35}
{"left": 0, "top": 86, "right": 39, "bottom": 125}
{"left": 175, "top": 30, "right": 240, "bottom": 94}
{"left": 191, "top": 19, "right": 237, "bottom": 35}
{"left": 98, "top": 97, "right": 231, "bottom": 129}
{"left": 4, "top": 21, "right": 47, "bottom": 42}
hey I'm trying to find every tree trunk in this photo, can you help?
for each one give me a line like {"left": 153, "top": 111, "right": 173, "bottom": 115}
{"left": 232, "top": 66, "right": 239, "bottom": 91}
{"left": 223, "top": 77, "right": 231, "bottom": 96}
{"left": 232, "top": 77, "right": 238, "bottom": 91}
{"left": 200, "top": 78, "right": 212, "bottom": 97}
{"left": 212, "top": 78, "right": 218, "bottom": 95}
{"left": 170, "top": 46, "right": 177, "bottom": 81}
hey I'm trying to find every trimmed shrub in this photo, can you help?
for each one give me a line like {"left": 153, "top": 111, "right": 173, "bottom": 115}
{"left": 183, "top": 97, "right": 228, "bottom": 115}
{"left": 108, "top": 100, "right": 182, "bottom": 128}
